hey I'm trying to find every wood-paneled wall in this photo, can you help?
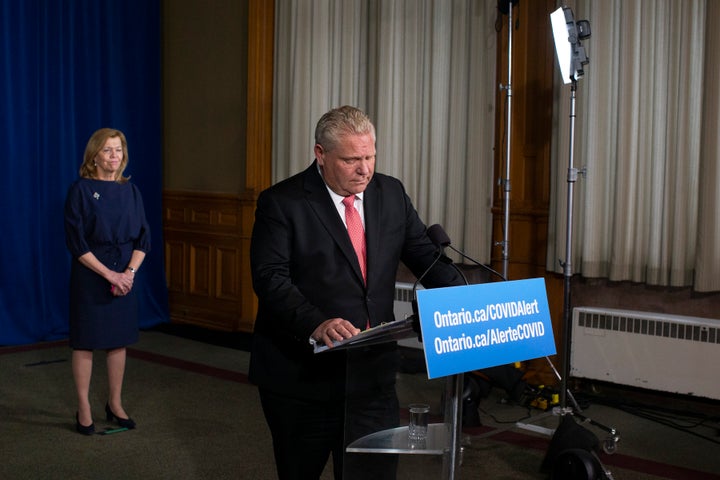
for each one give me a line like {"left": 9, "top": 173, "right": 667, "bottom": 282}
{"left": 163, "top": 191, "right": 257, "bottom": 331}
{"left": 162, "top": 0, "right": 273, "bottom": 332}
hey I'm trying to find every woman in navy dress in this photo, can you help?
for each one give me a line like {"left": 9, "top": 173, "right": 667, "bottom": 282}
{"left": 64, "top": 128, "right": 150, "bottom": 435}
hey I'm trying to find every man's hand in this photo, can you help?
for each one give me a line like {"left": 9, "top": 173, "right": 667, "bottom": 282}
{"left": 312, "top": 318, "right": 361, "bottom": 348}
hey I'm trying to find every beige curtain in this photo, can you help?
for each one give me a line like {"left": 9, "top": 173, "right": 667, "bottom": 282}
{"left": 273, "top": 0, "right": 498, "bottom": 262}
{"left": 548, "top": 0, "right": 720, "bottom": 292}
{"left": 696, "top": 0, "right": 720, "bottom": 292}
{"left": 273, "top": 0, "right": 371, "bottom": 181}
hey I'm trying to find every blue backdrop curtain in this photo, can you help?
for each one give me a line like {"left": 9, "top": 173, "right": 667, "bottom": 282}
{"left": 0, "top": 0, "right": 168, "bottom": 346}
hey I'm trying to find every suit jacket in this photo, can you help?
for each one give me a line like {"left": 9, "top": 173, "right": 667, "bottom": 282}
{"left": 249, "top": 161, "right": 463, "bottom": 401}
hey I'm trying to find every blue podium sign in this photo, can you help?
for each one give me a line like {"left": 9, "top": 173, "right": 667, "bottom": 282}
{"left": 416, "top": 278, "right": 556, "bottom": 379}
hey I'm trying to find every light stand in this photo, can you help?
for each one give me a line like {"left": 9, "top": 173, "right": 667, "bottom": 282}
{"left": 498, "top": 0, "right": 518, "bottom": 280}
{"left": 550, "top": 3, "right": 590, "bottom": 415}
{"left": 544, "top": 6, "right": 620, "bottom": 478}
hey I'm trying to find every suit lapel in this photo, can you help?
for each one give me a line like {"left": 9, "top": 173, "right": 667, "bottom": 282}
{"left": 303, "top": 163, "right": 366, "bottom": 285}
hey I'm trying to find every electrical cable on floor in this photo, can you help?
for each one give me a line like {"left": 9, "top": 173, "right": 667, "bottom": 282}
{"left": 478, "top": 404, "right": 534, "bottom": 425}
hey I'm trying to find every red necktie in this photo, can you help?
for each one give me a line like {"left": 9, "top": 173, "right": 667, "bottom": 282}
{"left": 342, "top": 195, "right": 366, "bottom": 283}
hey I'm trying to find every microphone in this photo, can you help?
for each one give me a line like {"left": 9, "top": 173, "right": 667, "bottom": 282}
{"left": 426, "top": 224, "right": 469, "bottom": 285}
{"left": 410, "top": 246, "right": 444, "bottom": 342}
{"left": 408, "top": 224, "right": 469, "bottom": 341}
{"left": 427, "top": 223, "right": 451, "bottom": 248}
{"left": 426, "top": 224, "right": 508, "bottom": 282}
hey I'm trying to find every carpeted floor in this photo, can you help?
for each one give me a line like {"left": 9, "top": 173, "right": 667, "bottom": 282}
{"left": 1, "top": 327, "right": 718, "bottom": 480}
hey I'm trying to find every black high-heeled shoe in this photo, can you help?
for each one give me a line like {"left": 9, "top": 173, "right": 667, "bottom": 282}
{"left": 75, "top": 412, "right": 95, "bottom": 435}
{"left": 105, "top": 402, "right": 136, "bottom": 429}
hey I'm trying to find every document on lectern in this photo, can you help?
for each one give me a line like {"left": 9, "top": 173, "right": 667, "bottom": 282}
{"left": 311, "top": 317, "right": 416, "bottom": 353}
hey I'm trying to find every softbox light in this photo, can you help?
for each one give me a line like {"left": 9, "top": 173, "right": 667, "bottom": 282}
{"left": 551, "top": 6, "right": 590, "bottom": 84}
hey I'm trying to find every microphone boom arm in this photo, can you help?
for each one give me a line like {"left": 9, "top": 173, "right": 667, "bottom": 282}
{"left": 447, "top": 244, "right": 507, "bottom": 282}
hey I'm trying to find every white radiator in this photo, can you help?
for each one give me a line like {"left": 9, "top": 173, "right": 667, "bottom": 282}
{"left": 570, "top": 307, "right": 720, "bottom": 400}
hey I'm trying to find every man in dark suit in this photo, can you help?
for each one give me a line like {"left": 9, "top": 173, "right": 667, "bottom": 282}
{"left": 249, "top": 106, "right": 464, "bottom": 479}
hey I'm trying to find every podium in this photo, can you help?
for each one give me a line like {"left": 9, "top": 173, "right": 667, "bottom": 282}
{"left": 316, "top": 279, "right": 556, "bottom": 479}
{"left": 315, "top": 318, "right": 463, "bottom": 480}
